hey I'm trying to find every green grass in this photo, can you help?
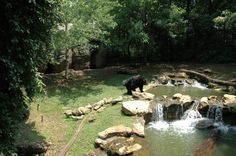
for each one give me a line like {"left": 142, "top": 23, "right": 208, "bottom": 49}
{"left": 68, "top": 105, "right": 133, "bottom": 155}
{"left": 16, "top": 68, "right": 140, "bottom": 156}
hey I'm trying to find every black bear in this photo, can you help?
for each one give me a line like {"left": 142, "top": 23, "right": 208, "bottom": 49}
{"left": 123, "top": 75, "right": 147, "bottom": 95}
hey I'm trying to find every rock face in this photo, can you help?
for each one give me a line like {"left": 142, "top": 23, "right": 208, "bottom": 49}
{"left": 98, "top": 125, "right": 133, "bottom": 139}
{"left": 132, "top": 91, "right": 155, "bottom": 100}
{"left": 122, "top": 100, "right": 151, "bottom": 116}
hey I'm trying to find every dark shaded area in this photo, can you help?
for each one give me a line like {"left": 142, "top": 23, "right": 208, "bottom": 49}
{"left": 15, "top": 122, "right": 48, "bottom": 156}
{"left": 42, "top": 69, "right": 133, "bottom": 105}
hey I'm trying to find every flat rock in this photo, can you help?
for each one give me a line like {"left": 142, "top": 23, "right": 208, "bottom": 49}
{"left": 96, "top": 136, "right": 141, "bottom": 156}
{"left": 98, "top": 125, "right": 132, "bottom": 139}
{"left": 179, "top": 95, "right": 191, "bottom": 104}
{"left": 200, "top": 97, "right": 208, "bottom": 105}
{"left": 173, "top": 93, "right": 191, "bottom": 104}
{"left": 122, "top": 100, "right": 151, "bottom": 116}
{"left": 132, "top": 91, "right": 155, "bottom": 100}
{"left": 175, "top": 72, "right": 188, "bottom": 79}
{"left": 173, "top": 93, "right": 183, "bottom": 99}
{"left": 223, "top": 94, "right": 236, "bottom": 105}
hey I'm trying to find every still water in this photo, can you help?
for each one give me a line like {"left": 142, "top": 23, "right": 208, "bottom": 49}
{"left": 148, "top": 85, "right": 224, "bottom": 98}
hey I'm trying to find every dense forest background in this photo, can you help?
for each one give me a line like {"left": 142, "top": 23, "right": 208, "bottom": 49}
{"left": 51, "top": 0, "right": 236, "bottom": 66}
{"left": 0, "top": 0, "right": 235, "bottom": 154}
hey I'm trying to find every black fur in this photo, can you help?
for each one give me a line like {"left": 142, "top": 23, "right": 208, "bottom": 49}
{"left": 123, "top": 75, "right": 147, "bottom": 95}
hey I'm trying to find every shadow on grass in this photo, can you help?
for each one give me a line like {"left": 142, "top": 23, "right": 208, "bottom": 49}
{"left": 15, "top": 122, "right": 47, "bottom": 155}
{"left": 41, "top": 69, "right": 133, "bottom": 106}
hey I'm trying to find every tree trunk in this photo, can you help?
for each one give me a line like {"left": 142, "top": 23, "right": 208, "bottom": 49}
{"left": 180, "top": 69, "right": 236, "bottom": 87}
{"left": 65, "top": 48, "right": 70, "bottom": 79}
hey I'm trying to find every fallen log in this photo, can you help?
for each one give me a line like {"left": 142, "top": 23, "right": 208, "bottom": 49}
{"left": 180, "top": 69, "right": 236, "bottom": 87}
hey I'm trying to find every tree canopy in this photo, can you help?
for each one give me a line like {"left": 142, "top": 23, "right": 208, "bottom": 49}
{"left": 0, "top": 0, "right": 58, "bottom": 153}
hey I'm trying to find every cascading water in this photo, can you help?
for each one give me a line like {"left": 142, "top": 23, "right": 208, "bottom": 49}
{"left": 165, "top": 79, "right": 208, "bottom": 89}
{"left": 149, "top": 100, "right": 203, "bottom": 133}
{"left": 182, "top": 100, "right": 202, "bottom": 119}
{"left": 152, "top": 103, "right": 164, "bottom": 121}
{"left": 207, "top": 105, "right": 223, "bottom": 122}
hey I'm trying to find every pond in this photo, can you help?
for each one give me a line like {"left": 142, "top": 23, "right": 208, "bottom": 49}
{"left": 140, "top": 85, "right": 236, "bottom": 156}
{"left": 148, "top": 84, "right": 225, "bottom": 98}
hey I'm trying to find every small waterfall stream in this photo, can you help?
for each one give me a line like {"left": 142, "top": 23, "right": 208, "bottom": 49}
{"left": 207, "top": 105, "right": 223, "bottom": 122}
{"left": 165, "top": 79, "right": 208, "bottom": 89}
{"left": 182, "top": 100, "right": 202, "bottom": 120}
{"left": 152, "top": 103, "right": 164, "bottom": 121}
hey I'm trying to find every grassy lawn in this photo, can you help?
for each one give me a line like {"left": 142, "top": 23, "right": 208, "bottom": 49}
{"left": 16, "top": 68, "right": 142, "bottom": 156}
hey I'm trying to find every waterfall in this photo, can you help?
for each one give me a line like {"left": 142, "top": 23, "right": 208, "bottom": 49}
{"left": 176, "top": 104, "right": 184, "bottom": 119}
{"left": 166, "top": 80, "right": 174, "bottom": 86}
{"left": 207, "top": 105, "right": 223, "bottom": 122}
{"left": 152, "top": 103, "right": 164, "bottom": 121}
{"left": 182, "top": 100, "right": 202, "bottom": 120}
{"left": 149, "top": 100, "right": 203, "bottom": 133}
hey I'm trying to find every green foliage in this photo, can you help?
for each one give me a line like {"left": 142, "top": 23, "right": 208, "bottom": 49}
{"left": 106, "top": 0, "right": 236, "bottom": 63}
{"left": 0, "top": 0, "right": 58, "bottom": 154}
{"left": 52, "top": 0, "right": 117, "bottom": 52}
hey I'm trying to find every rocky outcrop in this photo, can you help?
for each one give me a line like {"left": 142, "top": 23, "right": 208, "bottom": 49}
{"left": 122, "top": 100, "right": 152, "bottom": 116}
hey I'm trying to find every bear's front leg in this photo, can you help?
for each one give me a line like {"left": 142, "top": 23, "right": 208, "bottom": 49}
{"left": 139, "top": 85, "right": 143, "bottom": 92}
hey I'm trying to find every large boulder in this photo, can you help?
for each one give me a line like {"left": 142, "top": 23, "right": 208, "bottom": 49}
{"left": 223, "top": 94, "right": 236, "bottom": 105}
{"left": 156, "top": 75, "right": 170, "bottom": 85}
{"left": 132, "top": 91, "right": 155, "bottom": 101}
{"left": 173, "top": 93, "right": 191, "bottom": 104}
{"left": 96, "top": 137, "right": 142, "bottom": 156}
{"left": 132, "top": 122, "right": 145, "bottom": 137}
{"left": 98, "top": 125, "right": 132, "bottom": 139}
{"left": 122, "top": 100, "right": 152, "bottom": 116}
